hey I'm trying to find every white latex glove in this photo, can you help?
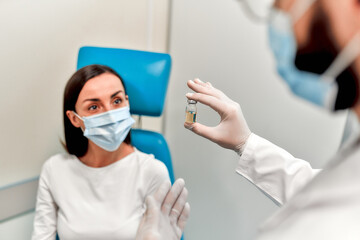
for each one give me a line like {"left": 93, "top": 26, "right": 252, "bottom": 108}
{"left": 136, "top": 179, "right": 190, "bottom": 240}
{"left": 184, "top": 78, "right": 251, "bottom": 153}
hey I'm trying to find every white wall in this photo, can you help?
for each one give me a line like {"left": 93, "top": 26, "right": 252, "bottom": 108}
{"left": 0, "top": 0, "right": 170, "bottom": 238}
{"left": 166, "top": 0, "right": 347, "bottom": 239}
{"left": 0, "top": 212, "right": 35, "bottom": 240}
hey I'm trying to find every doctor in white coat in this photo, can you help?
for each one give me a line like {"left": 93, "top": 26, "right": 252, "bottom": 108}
{"left": 136, "top": 0, "right": 360, "bottom": 239}
{"left": 184, "top": 0, "right": 360, "bottom": 239}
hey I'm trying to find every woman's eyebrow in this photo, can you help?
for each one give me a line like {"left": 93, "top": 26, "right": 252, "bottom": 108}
{"left": 83, "top": 98, "right": 100, "bottom": 103}
{"left": 111, "top": 90, "right": 123, "bottom": 98}
{"left": 83, "top": 90, "right": 123, "bottom": 103}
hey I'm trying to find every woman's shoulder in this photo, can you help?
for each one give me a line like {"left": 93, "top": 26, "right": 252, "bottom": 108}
{"left": 41, "top": 153, "right": 75, "bottom": 172}
{"left": 132, "top": 149, "right": 170, "bottom": 192}
{"left": 133, "top": 149, "right": 168, "bottom": 172}
{"left": 45, "top": 152, "right": 74, "bottom": 163}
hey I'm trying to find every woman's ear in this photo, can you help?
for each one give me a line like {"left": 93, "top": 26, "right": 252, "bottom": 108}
{"left": 66, "top": 110, "right": 82, "bottom": 128}
{"left": 125, "top": 95, "right": 129, "bottom": 104}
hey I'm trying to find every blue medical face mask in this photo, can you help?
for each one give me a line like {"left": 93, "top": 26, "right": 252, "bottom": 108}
{"left": 268, "top": 5, "right": 360, "bottom": 110}
{"left": 73, "top": 106, "right": 135, "bottom": 152}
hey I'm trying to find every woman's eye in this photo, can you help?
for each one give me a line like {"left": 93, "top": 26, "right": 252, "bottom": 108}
{"left": 114, "top": 98, "right": 122, "bottom": 105}
{"left": 88, "top": 105, "right": 98, "bottom": 111}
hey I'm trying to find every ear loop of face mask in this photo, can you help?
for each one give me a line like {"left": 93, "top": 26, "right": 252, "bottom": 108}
{"left": 72, "top": 111, "right": 85, "bottom": 131}
{"left": 287, "top": 0, "right": 317, "bottom": 23}
{"left": 322, "top": 33, "right": 360, "bottom": 109}
{"left": 272, "top": 0, "right": 360, "bottom": 109}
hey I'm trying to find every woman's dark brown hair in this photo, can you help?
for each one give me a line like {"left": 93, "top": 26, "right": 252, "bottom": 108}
{"left": 63, "top": 64, "right": 131, "bottom": 157}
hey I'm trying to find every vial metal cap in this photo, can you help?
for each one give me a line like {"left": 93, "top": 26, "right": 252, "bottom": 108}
{"left": 187, "top": 99, "right": 197, "bottom": 104}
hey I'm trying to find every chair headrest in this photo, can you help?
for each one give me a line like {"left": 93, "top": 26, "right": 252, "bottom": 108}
{"left": 77, "top": 46, "right": 171, "bottom": 117}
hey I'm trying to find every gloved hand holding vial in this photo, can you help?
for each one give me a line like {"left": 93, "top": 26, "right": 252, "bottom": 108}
{"left": 184, "top": 78, "right": 251, "bottom": 154}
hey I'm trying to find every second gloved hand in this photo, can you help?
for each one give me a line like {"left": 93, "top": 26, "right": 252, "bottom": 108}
{"left": 185, "top": 79, "right": 251, "bottom": 153}
{"left": 135, "top": 179, "right": 190, "bottom": 240}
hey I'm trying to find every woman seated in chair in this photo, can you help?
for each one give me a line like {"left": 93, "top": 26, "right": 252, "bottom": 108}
{"left": 32, "top": 64, "right": 170, "bottom": 240}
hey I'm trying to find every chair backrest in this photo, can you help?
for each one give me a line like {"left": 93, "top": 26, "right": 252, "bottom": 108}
{"left": 77, "top": 46, "right": 171, "bottom": 116}
{"left": 77, "top": 46, "right": 175, "bottom": 183}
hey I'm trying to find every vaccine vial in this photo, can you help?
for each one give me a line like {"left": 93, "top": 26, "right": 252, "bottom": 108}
{"left": 185, "top": 99, "right": 197, "bottom": 123}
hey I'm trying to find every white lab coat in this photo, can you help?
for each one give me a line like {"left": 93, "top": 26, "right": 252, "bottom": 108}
{"left": 236, "top": 114, "right": 360, "bottom": 239}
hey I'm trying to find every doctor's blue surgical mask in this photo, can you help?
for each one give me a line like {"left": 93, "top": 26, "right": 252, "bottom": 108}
{"left": 73, "top": 106, "right": 135, "bottom": 152}
{"left": 268, "top": 0, "right": 360, "bottom": 111}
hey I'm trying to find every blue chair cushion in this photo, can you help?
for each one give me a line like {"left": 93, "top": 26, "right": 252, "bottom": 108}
{"left": 131, "top": 129, "right": 175, "bottom": 183}
{"left": 77, "top": 46, "right": 171, "bottom": 117}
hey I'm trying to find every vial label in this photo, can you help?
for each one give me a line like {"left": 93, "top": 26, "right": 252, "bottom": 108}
{"left": 185, "top": 111, "right": 196, "bottom": 123}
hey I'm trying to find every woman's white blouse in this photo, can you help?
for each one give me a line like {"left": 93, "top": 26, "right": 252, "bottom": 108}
{"left": 32, "top": 149, "right": 170, "bottom": 240}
